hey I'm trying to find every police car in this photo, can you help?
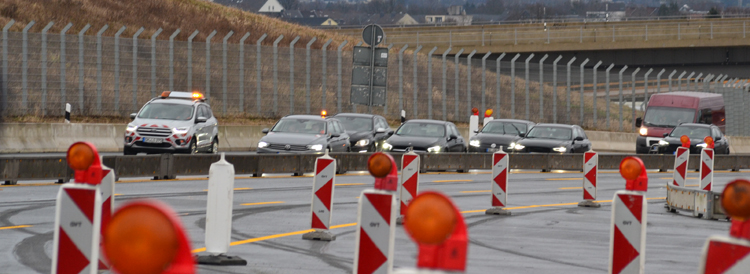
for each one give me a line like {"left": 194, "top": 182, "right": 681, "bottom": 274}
{"left": 124, "top": 91, "right": 219, "bottom": 155}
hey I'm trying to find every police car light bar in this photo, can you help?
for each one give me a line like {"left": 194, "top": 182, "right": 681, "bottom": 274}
{"left": 160, "top": 91, "right": 204, "bottom": 101}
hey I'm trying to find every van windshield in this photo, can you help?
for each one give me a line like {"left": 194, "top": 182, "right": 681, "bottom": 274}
{"left": 643, "top": 107, "right": 695, "bottom": 128}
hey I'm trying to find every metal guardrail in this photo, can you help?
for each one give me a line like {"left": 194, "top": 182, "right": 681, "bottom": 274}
{"left": 3, "top": 153, "right": 750, "bottom": 185}
{"left": 666, "top": 184, "right": 726, "bottom": 220}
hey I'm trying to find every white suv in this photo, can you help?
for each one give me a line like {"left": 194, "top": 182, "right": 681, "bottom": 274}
{"left": 124, "top": 91, "right": 219, "bottom": 155}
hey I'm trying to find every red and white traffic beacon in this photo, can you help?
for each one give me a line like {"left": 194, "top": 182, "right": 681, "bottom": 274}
{"left": 51, "top": 142, "right": 106, "bottom": 274}
{"left": 673, "top": 135, "right": 691, "bottom": 187}
{"left": 699, "top": 136, "right": 715, "bottom": 191}
{"left": 578, "top": 149, "right": 600, "bottom": 208}
{"left": 609, "top": 157, "right": 649, "bottom": 274}
{"left": 698, "top": 179, "right": 750, "bottom": 273}
{"left": 482, "top": 109, "right": 494, "bottom": 127}
{"left": 395, "top": 191, "right": 468, "bottom": 274}
{"left": 397, "top": 150, "right": 420, "bottom": 225}
{"left": 353, "top": 152, "right": 399, "bottom": 274}
{"left": 469, "top": 108, "right": 479, "bottom": 139}
{"left": 103, "top": 199, "right": 195, "bottom": 274}
{"left": 303, "top": 150, "right": 338, "bottom": 241}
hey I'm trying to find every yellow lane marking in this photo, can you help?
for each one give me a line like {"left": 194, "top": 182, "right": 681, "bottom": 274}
{"left": 546, "top": 178, "right": 581, "bottom": 181}
{"left": 459, "top": 197, "right": 666, "bottom": 213}
{"left": 0, "top": 183, "right": 58, "bottom": 187}
{"left": 203, "top": 187, "right": 254, "bottom": 191}
{"left": 0, "top": 225, "right": 32, "bottom": 230}
{"left": 686, "top": 184, "right": 699, "bottom": 187}
{"left": 433, "top": 180, "right": 473, "bottom": 183}
{"left": 241, "top": 201, "right": 285, "bottom": 206}
{"left": 355, "top": 196, "right": 360, "bottom": 199}
{"left": 559, "top": 187, "right": 583, "bottom": 190}
{"left": 114, "top": 193, "right": 122, "bottom": 196}
{"left": 336, "top": 183, "right": 366, "bottom": 186}
{"left": 459, "top": 190, "right": 490, "bottom": 193}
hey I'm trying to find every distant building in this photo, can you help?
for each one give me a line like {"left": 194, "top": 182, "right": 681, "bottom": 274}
{"left": 284, "top": 17, "right": 339, "bottom": 26}
{"left": 425, "top": 6, "right": 473, "bottom": 26}
{"left": 258, "top": 0, "right": 285, "bottom": 14}
{"left": 585, "top": 11, "right": 626, "bottom": 22}
{"left": 282, "top": 10, "right": 304, "bottom": 18}
{"left": 366, "top": 13, "right": 419, "bottom": 26}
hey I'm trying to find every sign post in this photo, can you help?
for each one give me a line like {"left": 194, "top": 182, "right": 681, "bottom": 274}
{"left": 351, "top": 24, "right": 388, "bottom": 113}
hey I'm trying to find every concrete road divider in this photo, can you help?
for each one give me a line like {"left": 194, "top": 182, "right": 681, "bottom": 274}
{"left": 486, "top": 150, "right": 511, "bottom": 215}
{"left": 396, "top": 151, "right": 420, "bottom": 225}
{"left": 698, "top": 179, "right": 750, "bottom": 274}
{"left": 196, "top": 153, "right": 247, "bottom": 265}
{"left": 578, "top": 150, "right": 600, "bottom": 208}
{"left": 666, "top": 184, "right": 725, "bottom": 220}
{"left": 609, "top": 157, "right": 649, "bottom": 274}
{"left": 302, "top": 152, "right": 337, "bottom": 241}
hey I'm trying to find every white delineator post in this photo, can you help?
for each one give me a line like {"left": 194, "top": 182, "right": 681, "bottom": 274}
{"left": 609, "top": 157, "right": 649, "bottom": 274}
{"left": 486, "top": 150, "right": 511, "bottom": 215}
{"left": 196, "top": 153, "right": 247, "bottom": 265}
{"left": 397, "top": 151, "right": 420, "bottom": 224}
{"left": 400, "top": 110, "right": 406, "bottom": 124}
{"left": 469, "top": 108, "right": 479, "bottom": 139}
{"left": 303, "top": 152, "right": 337, "bottom": 241}
{"left": 65, "top": 103, "right": 71, "bottom": 123}
{"left": 699, "top": 147, "right": 714, "bottom": 191}
{"left": 578, "top": 150, "right": 600, "bottom": 208}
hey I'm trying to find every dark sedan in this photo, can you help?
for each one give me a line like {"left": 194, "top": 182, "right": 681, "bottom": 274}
{"left": 333, "top": 113, "right": 393, "bottom": 152}
{"left": 469, "top": 119, "right": 535, "bottom": 153}
{"left": 655, "top": 123, "right": 729, "bottom": 154}
{"left": 257, "top": 115, "right": 350, "bottom": 153}
{"left": 511, "top": 124, "right": 591, "bottom": 153}
{"left": 382, "top": 119, "right": 466, "bottom": 153}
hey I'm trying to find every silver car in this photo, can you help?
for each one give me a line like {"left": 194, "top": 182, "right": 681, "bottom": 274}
{"left": 123, "top": 91, "right": 219, "bottom": 155}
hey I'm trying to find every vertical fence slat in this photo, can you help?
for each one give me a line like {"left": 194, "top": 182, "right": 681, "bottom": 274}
{"left": 78, "top": 24, "right": 91, "bottom": 114}
{"left": 41, "top": 22, "right": 54, "bottom": 116}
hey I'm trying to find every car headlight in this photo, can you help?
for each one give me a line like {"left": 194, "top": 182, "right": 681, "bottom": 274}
{"left": 258, "top": 141, "right": 269, "bottom": 148}
{"left": 356, "top": 139, "right": 370, "bottom": 146}
{"left": 427, "top": 146, "right": 442, "bottom": 153}
{"left": 639, "top": 127, "right": 648, "bottom": 136}
{"left": 511, "top": 143, "right": 525, "bottom": 150}
{"left": 382, "top": 142, "right": 392, "bottom": 150}
{"left": 658, "top": 140, "right": 669, "bottom": 146}
{"left": 696, "top": 143, "right": 707, "bottom": 148}
{"left": 126, "top": 124, "right": 137, "bottom": 133}
{"left": 553, "top": 147, "right": 567, "bottom": 152}
{"left": 469, "top": 140, "right": 481, "bottom": 147}
{"left": 172, "top": 127, "right": 189, "bottom": 134}
{"left": 308, "top": 144, "right": 324, "bottom": 151}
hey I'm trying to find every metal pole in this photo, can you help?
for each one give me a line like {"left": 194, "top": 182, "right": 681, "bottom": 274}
{"left": 337, "top": 40, "right": 347, "bottom": 113}
{"left": 643, "top": 68, "right": 653, "bottom": 108}
{"left": 413, "top": 45, "right": 423, "bottom": 118}
{"left": 320, "top": 38, "right": 332, "bottom": 112}
{"left": 631, "top": 68, "right": 641, "bottom": 132}
{"left": 656, "top": 69, "right": 665, "bottom": 96}
{"left": 441, "top": 47, "right": 452, "bottom": 121}
{"left": 289, "top": 36, "right": 299, "bottom": 114}
{"left": 272, "top": 35, "right": 284, "bottom": 115}
{"left": 150, "top": 28, "right": 162, "bottom": 99}
{"left": 21, "top": 21, "right": 34, "bottom": 115}
{"left": 399, "top": 44, "right": 409, "bottom": 118}
{"left": 257, "top": 34, "right": 268, "bottom": 115}
{"left": 538, "top": 54, "right": 548, "bottom": 122}
{"left": 677, "top": 71, "right": 687, "bottom": 91}
{"left": 169, "top": 29, "right": 180, "bottom": 91}
{"left": 496, "top": 53, "right": 506, "bottom": 119}
{"left": 205, "top": 30, "right": 217, "bottom": 100}
{"left": 59, "top": 22, "right": 71, "bottom": 112}
{"left": 78, "top": 24, "right": 91, "bottom": 114}
{"left": 605, "top": 64, "right": 614, "bottom": 129}
{"left": 428, "top": 47, "right": 438, "bottom": 119}
{"left": 686, "top": 72, "right": 695, "bottom": 91}
{"left": 579, "top": 58, "right": 590, "bottom": 124}
{"left": 222, "top": 31, "right": 234, "bottom": 114}
{"left": 454, "top": 48, "right": 464, "bottom": 120}
{"left": 552, "top": 55, "right": 562, "bottom": 123}
{"left": 612, "top": 26, "right": 615, "bottom": 42}
{"left": 239, "top": 32, "right": 250, "bottom": 113}
{"left": 694, "top": 73, "right": 703, "bottom": 91}
{"left": 668, "top": 70, "right": 677, "bottom": 93}
{"left": 566, "top": 57, "right": 576, "bottom": 123}
{"left": 524, "top": 54, "right": 535, "bottom": 121}
{"left": 678, "top": 23, "right": 681, "bottom": 40}
{"left": 511, "top": 54, "right": 521, "bottom": 119}
{"left": 467, "top": 50, "right": 477, "bottom": 122}
{"left": 592, "top": 60, "right": 602, "bottom": 126}
{"left": 95, "top": 24, "right": 108, "bottom": 115}
{"left": 481, "top": 51, "right": 491, "bottom": 116}
{"left": 131, "top": 27, "right": 144, "bottom": 112}
{"left": 618, "top": 66, "right": 628, "bottom": 131}
{"left": 187, "top": 30, "right": 199, "bottom": 92}
{"left": 305, "top": 37, "right": 316, "bottom": 114}
{"left": 41, "top": 22, "right": 54, "bottom": 116}
{"left": 1, "top": 20, "right": 13, "bottom": 114}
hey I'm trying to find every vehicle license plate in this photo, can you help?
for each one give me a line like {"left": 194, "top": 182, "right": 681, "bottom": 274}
{"left": 486, "top": 148, "right": 500, "bottom": 152}
{"left": 144, "top": 137, "right": 162, "bottom": 144}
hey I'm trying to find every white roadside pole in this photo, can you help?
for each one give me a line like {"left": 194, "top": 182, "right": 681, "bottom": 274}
{"left": 303, "top": 151, "right": 337, "bottom": 241}
{"left": 578, "top": 150, "right": 600, "bottom": 208}
{"left": 469, "top": 108, "right": 479, "bottom": 139}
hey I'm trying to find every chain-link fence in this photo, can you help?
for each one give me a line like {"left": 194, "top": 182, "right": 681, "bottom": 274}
{"left": 1, "top": 21, "right": 747, "bottom": 134}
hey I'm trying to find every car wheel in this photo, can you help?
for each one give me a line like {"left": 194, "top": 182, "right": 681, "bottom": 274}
{"left": 210, "top": 138, "right": 219, "bottom": 154}
{"left": 727, "top": 147, "right": 731, "bottom": 154}
{"left": 123, "top": 146, "right": 136, "bottom": 155}
{"left": 190, "top": 138, "right": 199, "bottom": 154}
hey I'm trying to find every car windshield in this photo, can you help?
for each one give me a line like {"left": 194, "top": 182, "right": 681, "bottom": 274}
{"left": 669, "top": 126, "right": 711, "bottom": 139}
{"left": 481, "top": 122, "right": 528, "bottom": 135}
{"left": 396, "top": 123, "right": 445, "bottom": 137}
{"left": 643, "top": 106, "right": 696, "bottom": 128}
{"left": 525, "top": 126, "right": 572, "bottom": 140}
{"left": 137, "top": 103, "right": 194, "bottom": 120}
{"left": 271, "top": 119, "right": 326, "bottom": 134}
{"left": 337, "top": 116, "right": 373, "bottom": 132}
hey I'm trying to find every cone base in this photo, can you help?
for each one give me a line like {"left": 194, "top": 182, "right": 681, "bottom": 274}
{"left": 302, "top": 230, "right": 336, "bottom": 241}
{"left": 485, "top": 207, "right": 512, "bottom": 215}
{"left": 577, "top": 200, "right": 601, "bottom": 208}
{"left": 195, "top": 254, "right": 248, "bottom": 266}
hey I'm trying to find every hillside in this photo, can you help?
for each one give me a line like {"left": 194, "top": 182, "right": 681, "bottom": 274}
{"left": 0, "top": 0, "right": 350, "bottom": 49}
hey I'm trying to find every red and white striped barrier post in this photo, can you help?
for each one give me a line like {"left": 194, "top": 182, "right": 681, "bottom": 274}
{"left": 699, "top": 136, "right": 715, "bottom": 191}
{"left": 196, "top": 153, "right": 247, "bottom": 265}
{"left": 354, "top": 153, "right": 398, "bottom": 274}
{"left": 469, "top": 107, "right": 479, "bottom": 139}
{"left": 397, "top": 151, "right": 420, "bottom": 225}
{"left": 482, "top": 109, "right": 494, "bottom": 127}
{"left": 303, "top": 151, "right": 337, "bottom": 241}
{"left": 52, "top": 142, "right": 105, "bottom": 274}
{"left": 672, "top": 135, "right": 690, "bottom": 187}
{"left": 486, "top": 150, "right": 511, "bottom": 215}
{"left": 579, "top": 150, "right": 600, "bottom": 208}
{"left": 97, "top": 162, "right": 115, "bottom": 270}
{"left": 609, "top": 157, "right": 649, "bottom": 274}
{"left": 698, "top": 179, "right": 750, "bottom": 274}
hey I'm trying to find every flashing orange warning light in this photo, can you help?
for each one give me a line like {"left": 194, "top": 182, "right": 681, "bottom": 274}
{"left": 619, "top": 156, "right": 648, "bottom": 192}
{"left": 160, "top": 91, "right": 171, "bottom": 98}
{"left": 67, "top": 142, "right": 103, "bottom": 185}
{"left": 321, "top": 110, "right": 327, "bottom": 118}
{"left": 722, "top": 179, "right": 750, "bottom": 222}
{"left": 103, "top": 200, "right": 195, "bottom": 274}
{"left": 191, "top": 92, "right": 203, "bottom": 100}
{"left": 404, "top": 192, "right": 457, "bottom": 245}
{"left": 680, "top": 135, "right": 690, "bottom": 148}
{"left": 485, "top": 109, "right": 493, "bottom": 118}
{"left": 704, "top": 136, "right": 715, "bottom": 149}
{"left": 471, "top": 107, "right": 479, "bottom": 116}
{"left": 368, "top": 152, "right": 393, "bottom": 178}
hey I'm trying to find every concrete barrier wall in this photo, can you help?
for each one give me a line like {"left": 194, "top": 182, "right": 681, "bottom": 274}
{"left": 3, "top": 123, "right": 750, "bottom": 154}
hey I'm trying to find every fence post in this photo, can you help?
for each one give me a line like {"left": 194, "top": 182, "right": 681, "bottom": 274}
{"left": 579, "top": 58, "right": 589, "bottom": 124}
{"left": 713, "top": 74, "right": 723, "bottom": 93}
{"left": 187, "top": 30, "right": 199, "bottom": 92}
{"left": 238, "top": 32, "right": 250, "bottom": 113}
{"left": 150, "top": 28, "right": 162, "bottom": 100}
{"left": 668, "top": 70, "right": 677, "bottom": 93}
{"left": 656, "top": 69, "right": 665, "bottom": 96}
{"left": 677, "top": 71, "right": 687, "bottom": 91}
{"left": 413, "top": 45, "right": 423, "bottom": 118}
{"left": 1, "top": 20, "right": 13, "bottom": 114}
{"left": 678, "top": 23, "right": 681, "bottom": 40}
{"left": 524, "top": 54, "right": 535, "bottom": 121}
{"left": 131, "top": 27, "right": 144, "bottom": 112}
{"left": 631, "top": 68, "right": 641, "bottom": 132}
{"left": 496, "top": 53, "right": 506, "bottom": 119}
{"left": 580, "top": 26, "right": 583, "bottom": 43}
{"left": 204, "top": 30, "right": 217, "bottom": 100}
{"left": 305, "top": 37, "right": 316, "bottom": 114}
{"left": 455, "top": 49, "right": 465, "bottom": 120}
{"left": 643, "top": 68, "right": 653, "bottom": 108}
{"left": 566, "top": 57, "right": 576, "bottom": 123}
{"left": 337, "top": 40, "right": 347, "bottom": 113}
{"left": 41, "top": 22, "right": 54, "bottom": 116}
{"left": 467, "top": 50, "right": 477, "bottom": 122}
{"left": 686, "top": 71, "right": 695, "bottom": 91}
{"left": 612, "top": 26, "right": 615, "bottom": 42}
{"left": 481, "top": 51, "right": 491, "bottom": 116}
{"left": 21, "top": 21, "right": 34, "bottom": 115}
{"left": 59, "top": 23, "right": 72, "bottom": 112}
{"left": 428, "top": 47, "right": 438, "bottom": 119}
{"left": 710, "top": 22, "right": 713, "bottom": 39}
{"left": 386, "top": 44, "right": 393, "bottom": 115}
{"left": 510, "top": 53, "right": 521, "bottom": 119}
{"left": 222, "top": 31, "right": 234, "bottom": 115}
{"left": 320, "top": 38, "right": 332, "bottom": 112}
{"left": 645, "top": 24, "right": 648, "bottom": 41}
{"left": 256, "top": 34, "right": 268, "bottom": 115}
{"left": 398, "top": 44, "right": 409, "bottom": 118}
{"left": 168, "top": 29, "right": 180, "bottom": 91}
{"left": 618, "top": 66, "right": 628, "bottom": 131}
{"left": 592, "top": 61, "right": 602, "bottom": 126}
{"left": 605, "top": 64, "right": 614, "bottom": 130}
{"left": 538, "top": 54, "right": 549, "bottom": 122}
{"left": 514, "top": 28, "right": 517, "bottom": 45}
{"left": 289, "top": 36, "right": 300, "bottom": 114}
{"left": 552, "top": 55, "right": 562, "bottom": 123}
{"left": 272, "top": 35, "right": 284, "bottom": 115}
{"left": 95, "top": 24, "right": 108, "bottom": 115}
{"left": 441, "top": 47, "right": 452, "bottom": 121}
{"left": 78, "top": 24, "right": 91, "bottom": 114}
{"left": 694, "top": 73, "right": 703, "bottom": 92}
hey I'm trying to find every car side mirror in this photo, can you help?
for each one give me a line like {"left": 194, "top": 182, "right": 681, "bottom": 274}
{"left": 196, "top": 117, "right": 208, "bottom": 124}
{"left": 519, "top": 133, "right": 525, "bottom": 138}
{"left": 663, "top": 133, "right": 669, "bottom": 137}
{"left": 635, "top": 117, "right": 643, "bottom": 128}
{"left": 387, "top": 131, "right": 394, "bottom": 136}
{"left": 716, "top": 136, "right": 722, "bottom": 141}
{"left": 330, "top": 133, "right": 340, "bottom": 138}
{"left": 448, "top": 134, "right": 458, "bottom": 141}
{"left": 473, "top": 130, "right": 479, "bottom": 133}
{"left": 262, "top": 128, "right": 269, "bottom": 134}
{"left": 376, "top": 128, "right": 386, "bottom": 133}
{"left": 129, "top": 113, "right": 136, "bottom": 120}
{"left": 574, "top": 136, "right": 584, "bottom": 141}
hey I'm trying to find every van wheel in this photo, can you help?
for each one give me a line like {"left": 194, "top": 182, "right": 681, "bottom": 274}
{"left": 210, "top": 139, "right": 219, "bottom": 154}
